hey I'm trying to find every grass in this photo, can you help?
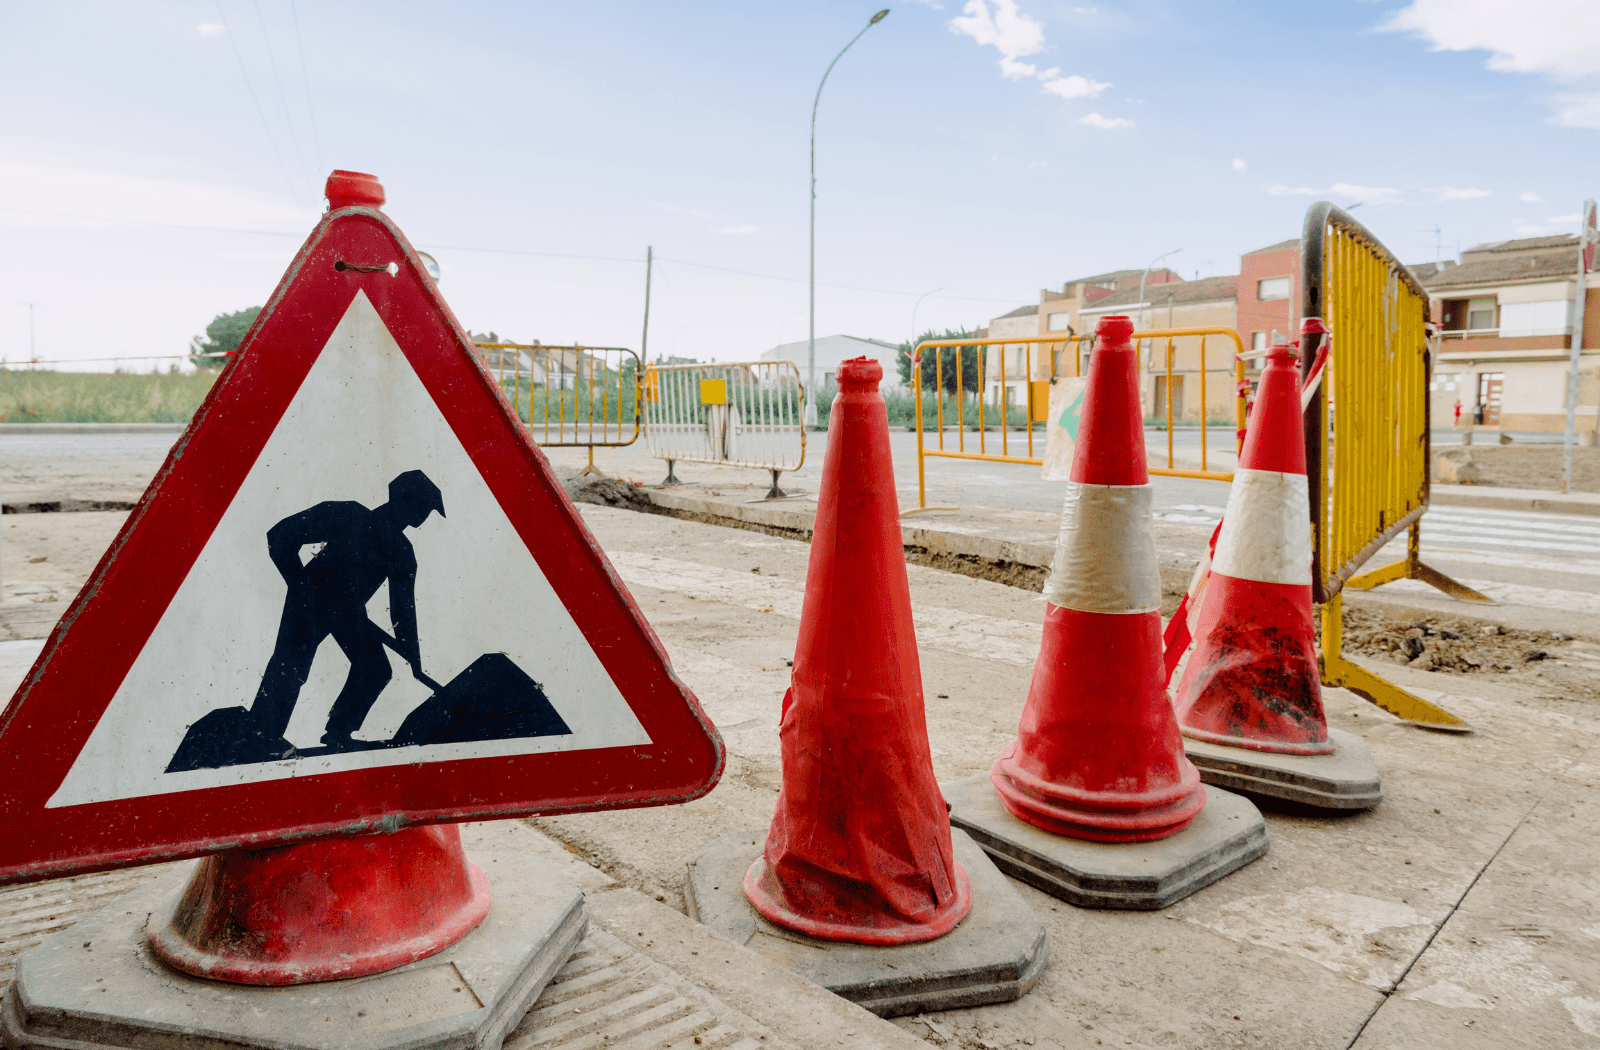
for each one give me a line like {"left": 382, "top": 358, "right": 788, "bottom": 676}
{"left": 0, "top": 369, "right": 220, "bottom": 423}
{"left": 815, "top": 390, "right": 1044, "bottom": 432}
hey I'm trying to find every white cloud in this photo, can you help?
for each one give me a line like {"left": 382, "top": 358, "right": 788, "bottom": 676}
{"left": 1380, "top": 0, "right": 1600, "bottom": 81}
{"left": 1521, "top": 190, "right": 1544, "bottom": 202}
{"left": 711, "top": 224, "right": 760, "bottom": 236}
{"left": 0, "top": 160, "right": 316, "bottom": 233}
{"left": 1552, "top": 92, "right": 1600, "bottom": 129}
{"left": 195, "top": 22, "right": 225, "bottom": 37}
{"left": 1232, "top": 158, "right": 1246, "bottom": 171}
{"left": 950, "top": 1, "right": 1111, "bottom": 102}
{"left": 950, "top": 0, "right": 1045, "bottom": 69}
{"left": 1380, "top": 2, "right": 1600, "bottom": 131}
{"left": 1040, "top": 73, "right": 1109, "bottom": 99}
{"left": 1431, "top": 185, "right": 1491, "bottom": 201}
{"left": 1263, "top": 182, "right": 1403, "bottom": 205}
{"left": 1079, "top": 112, "right": 1133, "bottom": 130}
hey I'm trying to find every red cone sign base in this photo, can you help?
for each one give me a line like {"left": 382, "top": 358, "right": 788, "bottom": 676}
{"left": 745, "top": 358, "right": 971, "bottom": 946}
{"left": 147, "top": 824, "right": 489, "bottom": 985}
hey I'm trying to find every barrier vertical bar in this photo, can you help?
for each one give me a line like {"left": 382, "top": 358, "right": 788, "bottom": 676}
{"left": 1198, "top": 336, "right": 1208, "bottom": 474}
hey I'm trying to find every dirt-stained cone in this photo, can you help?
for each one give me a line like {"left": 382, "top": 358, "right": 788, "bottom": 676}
{"left": 1175, "top": 343, "right": 1332, "bottom": 753}
{"left": 743, "top": 357, "right": 972, "bottom": 944}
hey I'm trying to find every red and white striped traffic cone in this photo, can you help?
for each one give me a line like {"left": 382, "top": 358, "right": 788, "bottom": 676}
{"left": 990, "top": 316, "right": 1206, "bottom": 842}
{"left": 1173, "top": 343, "right": 1332, "bottom": 754}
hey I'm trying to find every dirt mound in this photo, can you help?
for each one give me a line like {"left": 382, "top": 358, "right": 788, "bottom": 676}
{"left": 1433, "top": 442, "right": 1599, "bottom": 492}
{"left": 554, "top": 467, "right": 658, "bottom": 512}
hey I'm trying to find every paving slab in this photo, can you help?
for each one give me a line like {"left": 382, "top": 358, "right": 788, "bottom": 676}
{"left": 1351, "top": 742, "right": 1600, "bottom": 1048}
{"left": 684, "top": 828, "right": 1048, "bottom": 1017}
{"left": 1183, "top": 727, "right": 1384, "bottom": 810}
{"left": 945, "top": 773, "right": 1269, "bottom": 909}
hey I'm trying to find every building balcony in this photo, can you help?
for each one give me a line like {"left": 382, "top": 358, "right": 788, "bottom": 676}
{"left": 1436, "top": 328, "right": 1573, "bottom": 357}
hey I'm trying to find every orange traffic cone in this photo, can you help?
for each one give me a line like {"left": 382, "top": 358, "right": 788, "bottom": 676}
{"left": 1175, "top": 343, "right": 1332, "bottom": 753}
{"left": 743, "top": 356, "right": 972, "bottom": 944}
{"left": 990, "top": 316, "right": 1205, "bottom": 842}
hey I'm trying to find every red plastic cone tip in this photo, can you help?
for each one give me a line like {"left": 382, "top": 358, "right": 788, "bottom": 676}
{"left": 147, "top": 824, "right": 490, "bottom": 985}
{"left": 1176, "top": 345, "right": 1331, "bottom": 754}
{"left": 745, "top": 356, "right": 972, "bottom": 945}
{"left": 991, "top": 316, "right": 1205, "bottom": 842}
{"left": 325, "top": 169, "right": 386, "bottom": 211}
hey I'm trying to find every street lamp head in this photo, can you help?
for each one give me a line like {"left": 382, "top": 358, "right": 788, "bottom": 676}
{"left": 870, "top": 9, "right": 890, "bottom": 24}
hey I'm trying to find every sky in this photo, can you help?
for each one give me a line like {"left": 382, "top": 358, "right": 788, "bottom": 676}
{"left": 0, "top": 0, "right": 1596, "bottom": 370}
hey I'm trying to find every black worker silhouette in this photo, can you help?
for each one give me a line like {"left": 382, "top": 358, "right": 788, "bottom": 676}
{"left": 168, "top": 470, "right": 571, "bottom": 773}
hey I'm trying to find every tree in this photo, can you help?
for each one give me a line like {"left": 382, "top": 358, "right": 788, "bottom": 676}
{"left": 896, "top": 328, "right": 985, "bottom": 394}
{"left": 189, "top": 307, "right": 262, "bottom": 370}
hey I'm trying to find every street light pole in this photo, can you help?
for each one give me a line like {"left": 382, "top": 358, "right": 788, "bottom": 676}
{"left": 1137, "top": 249, "right": 1183, "bottom": 333}
{"left": 807, "top": 8, "right": 889, "bottom": 427}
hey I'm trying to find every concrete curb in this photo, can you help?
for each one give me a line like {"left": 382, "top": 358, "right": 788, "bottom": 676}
{"left": 1431, "top": 484, "right": 1600, "bottom": 517}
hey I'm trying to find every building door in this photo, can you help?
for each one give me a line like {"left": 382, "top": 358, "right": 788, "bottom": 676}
{"left": 1154, "top": 375, "right": 1184, "bottom": 424}
{"left": 1477, "top": 373, "right": 1503, "bottom": 426}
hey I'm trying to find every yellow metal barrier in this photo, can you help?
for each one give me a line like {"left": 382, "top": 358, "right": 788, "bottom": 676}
{"left": 474, "top": 343, "right": 641, "bottom": 473}
{"left": 911, "top": 327, "right": 1250, "bottom": 508}
{"left": 642, "top": 360, "right": 807, "bottom": 498}
{"left": 1299, "top": 202, "right": 1485, "bottom": 731}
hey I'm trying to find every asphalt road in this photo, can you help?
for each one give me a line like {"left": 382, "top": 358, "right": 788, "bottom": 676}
{"left": 4, "top": 429, "right": 1594, "bottom": 611}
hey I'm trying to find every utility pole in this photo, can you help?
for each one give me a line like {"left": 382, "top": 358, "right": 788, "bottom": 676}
{"left": 1563, "top": 200, "right": 1597, "bottom": 493}
{"left": 640, "top": 246, "right": 653, "bottom": 367}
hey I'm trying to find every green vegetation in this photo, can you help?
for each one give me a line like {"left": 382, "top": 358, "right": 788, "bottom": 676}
{"left": 190, "top": 306, "right": 262, "bottom": 369}
{"left": 816, "top": 389, "right": 1043, "bottom": 432}
{"left": 0, "top": 369, "right": 218, "bottom": 423}
{"left": 895, "top": 329, "right": 985, "bottom": 393}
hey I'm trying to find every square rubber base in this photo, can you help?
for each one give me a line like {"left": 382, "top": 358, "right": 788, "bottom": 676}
{"left": 945, "top": 774, "right": 1269, "bottom": 910}
{"left": 1183, "top": 727, "right": 1383, "bottom": 810}
{"left": 1, "top": 851, "right": 585, "bottom": 1050}
{"left": 684, "top": 828, "right": 1048, "bottom": 1018}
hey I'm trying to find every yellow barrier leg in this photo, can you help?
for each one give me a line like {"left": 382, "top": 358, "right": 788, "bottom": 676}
{"left": 1320, "top": 592, "right": 1471, "bottom": 731}
{"left": 1345, "top": 522, "right": 1496, "bottom": 603}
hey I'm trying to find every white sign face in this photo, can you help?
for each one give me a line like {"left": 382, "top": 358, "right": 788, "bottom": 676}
{"left": 49, "top": 293, "right": 649, "bottom": 808}
{"left": 1040, "top": 376, "right": 1088, "bottom": 481}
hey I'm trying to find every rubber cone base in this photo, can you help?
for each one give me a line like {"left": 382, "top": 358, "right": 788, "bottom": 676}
{"left": 1183, "top": 728, "right": 1383, "bottom": 810}
{"left": 991, "top": 743, "right": 1206, "bottom": 843}
{"left": 1, "top": 852, "right": 585, "bottom": 1050}
{"left": 946, "top": 774, "right": 1269, "bottom": 910}
{"left": 687, "top": 829, "right": 1048, "bottom": 1018}
{"left": 743, "top": 855, "right": 972, "bottom": 945}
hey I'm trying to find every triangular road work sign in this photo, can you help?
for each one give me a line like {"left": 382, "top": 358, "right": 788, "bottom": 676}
{"left": 0, "top": 172, "right": 724, "bottom": 884}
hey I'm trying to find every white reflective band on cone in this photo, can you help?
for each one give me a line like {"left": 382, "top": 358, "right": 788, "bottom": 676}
{"left": 1211, "top": 467, "right": 1313, "bottom": 586}
{"left": 1042, "top": 482, "right": 1161, "bottom": 614}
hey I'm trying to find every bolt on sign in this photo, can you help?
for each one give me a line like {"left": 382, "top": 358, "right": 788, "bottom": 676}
{"left": 0, "top": 172, "right": 724, "bottom": 884}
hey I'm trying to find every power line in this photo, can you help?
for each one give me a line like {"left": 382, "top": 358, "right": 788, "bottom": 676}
{"left": 252, "top": 0, "right": 310, "bottom": 197}
{"left": 214, "top": 0, "right": 299, "bottom": 202}
{"left": 288, "top": 0, "right": 323, "bottom": 176}
{"left": 653, "top": 254, "right": 1017, "bottom": 303}
{"left": 0, "top": 208, "right": 1021, "bottom": 305}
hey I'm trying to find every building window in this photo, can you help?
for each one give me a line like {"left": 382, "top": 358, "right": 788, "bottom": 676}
{"left": 1257, "top": 276, "right": 1291, "bottom": 301}
{"left": 1498, "top": 300, "right": 1572, "bottom": 337}
{"left": 1467, "top": 297, "right": 1496, "bottom": 332}
{"left": 1251, "top": 331, "right": 1267, "bottom": 351}
{"left": 1047, "top": 312, "right": 1071, "bottom": 331}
